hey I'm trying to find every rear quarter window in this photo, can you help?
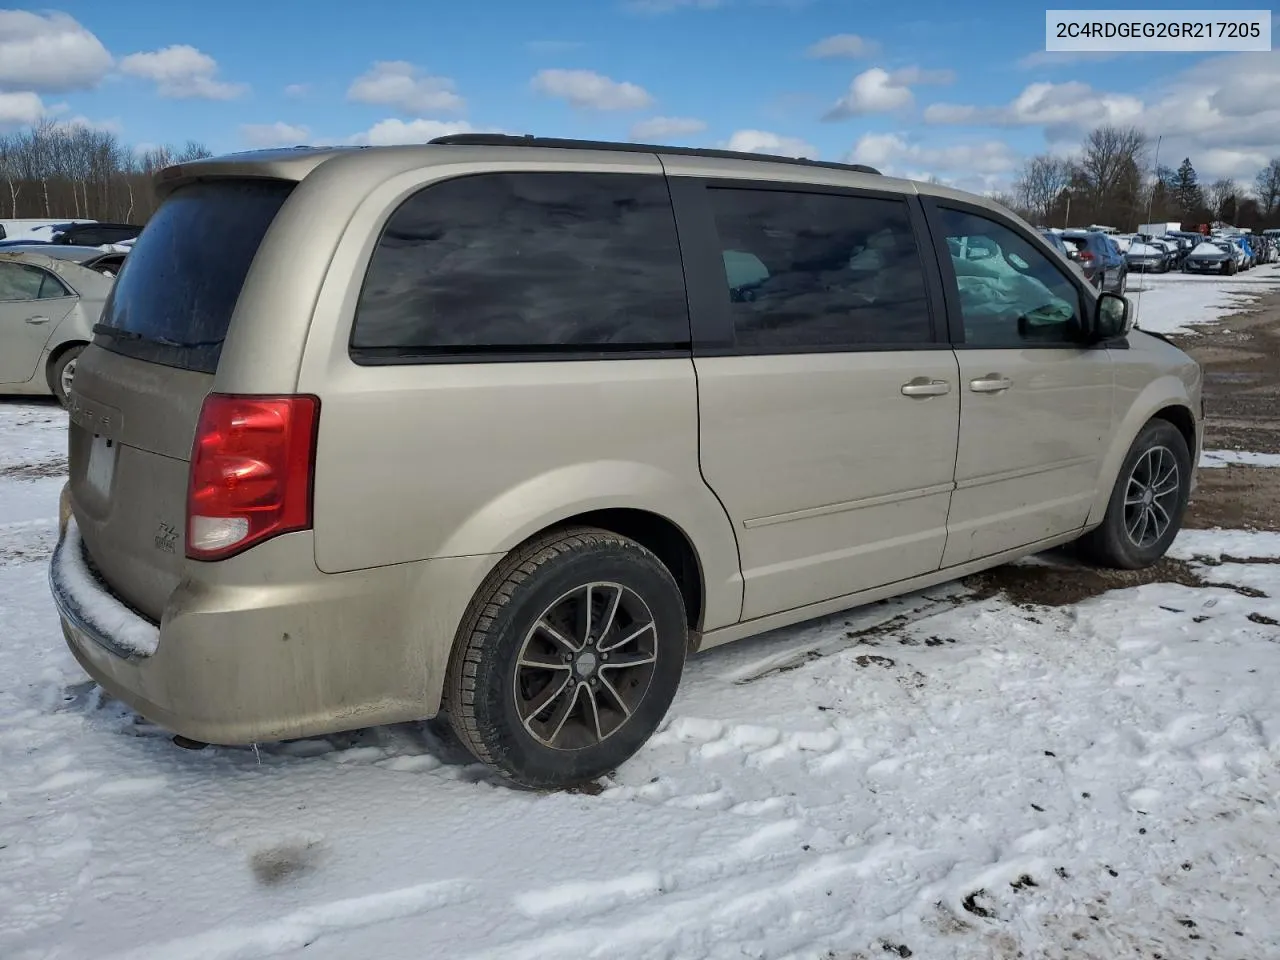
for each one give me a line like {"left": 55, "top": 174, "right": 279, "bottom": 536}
{"left": 351, "top": 171, "right": 690, "bottom": 360}
{"left": 95, "top": 179, "right": 295, "bottom": 374}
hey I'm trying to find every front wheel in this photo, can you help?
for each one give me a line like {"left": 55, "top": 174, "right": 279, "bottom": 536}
{"left": 47, "top": 345, "right": 85, "bottom": 407}
{"left": 444, "top": 527, "right": 688, "bottom": 789}
{"left": 1078, "top": 419, "right": 1191, "bottom": 570}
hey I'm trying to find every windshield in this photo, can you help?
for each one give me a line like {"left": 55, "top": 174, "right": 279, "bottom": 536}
{"left": 95, "top": 178, "right": 295, "bottom": 374}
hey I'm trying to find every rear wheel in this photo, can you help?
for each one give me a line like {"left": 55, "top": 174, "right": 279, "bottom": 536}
{"left": 1078, "top": 419, "right": 1191, "bottom": 570}
{"left": 445, "top": 527, "right": 688, "bottom": 789}
{"left": 47, "top": 345, "right": 84, "bottom": 407}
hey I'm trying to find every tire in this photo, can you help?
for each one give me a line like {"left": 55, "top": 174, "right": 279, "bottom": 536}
{"left": 1117, "top": 273, "right": 1127, "bottom": 295}
{"left": 47, "top": 345, "right": 85, "bottom": 408}
{"left": 444, "top": 526, "right": 688, "bottom": 789}
{"left": 1078, "top": 419, "right": 1192, "bottom": 570}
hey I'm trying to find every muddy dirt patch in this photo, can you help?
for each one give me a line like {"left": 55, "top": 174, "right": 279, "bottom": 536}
{"left": 0, "top": 459, "right": 67, "bottom": 480}
{"left": 964, "top": 552, "right": 1263, "bottom": 607}
{"left": 1186, "top": 465, "right": 1280, "bottom": 532}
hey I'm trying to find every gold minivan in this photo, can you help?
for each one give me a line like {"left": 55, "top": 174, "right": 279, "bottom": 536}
{"left": 50, "top": 135, "right": 1203, "bottom": 788}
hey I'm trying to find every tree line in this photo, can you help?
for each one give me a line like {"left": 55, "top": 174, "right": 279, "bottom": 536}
{"left": 4, "top": 118, "right": 1279, "bottom": 235}
{"left": 1004, "top": 124, "right": 1280, "bottom": 233}
{"left": 0, "top": 120, "right": 212, "bottom": 225}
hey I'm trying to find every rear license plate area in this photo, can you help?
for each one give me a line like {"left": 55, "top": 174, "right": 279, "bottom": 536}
{"left": 85, "top": 435, "right": 117, "bottom": 498}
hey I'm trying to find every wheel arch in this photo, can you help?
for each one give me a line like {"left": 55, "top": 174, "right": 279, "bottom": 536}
{"left": 1087, "top": 382, "right": 1198, "bottom": 527}
{"left": 542, "top": 508, "right": 705, "bottom": 640}
{"left": 44, "top": 339, "right": 88, "bottom": 395}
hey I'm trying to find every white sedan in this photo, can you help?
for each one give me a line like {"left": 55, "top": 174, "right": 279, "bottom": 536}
{"left": 0, "top": 252, "right": 113, "bottom": 406}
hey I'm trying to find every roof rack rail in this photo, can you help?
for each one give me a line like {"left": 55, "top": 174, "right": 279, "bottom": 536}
{"left": 428, "top": 133, "right": 882, "bottom": 177}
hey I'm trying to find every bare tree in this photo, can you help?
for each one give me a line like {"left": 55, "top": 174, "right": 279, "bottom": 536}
{"left": 177, "top": 140, "right": 213, "bottom": 162}
{"left": 1208, "top": 178, "right": 1242, "bottom": 223}
{"left": 1013, "top": 154, "right": 1073, "bottom": 221}
{"left": 0, "top": 126, "right": 211, "bottom": 224}
{"left": 0, "top": 134, "right": 23, "bottom": 217}
{"left": 1255, "top": 159, "right": 1280, "bottom": 218}
{"left": 1077, "top": 125, "right": 1148, "bottom": 221}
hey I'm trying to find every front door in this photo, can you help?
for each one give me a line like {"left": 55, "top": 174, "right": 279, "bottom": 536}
{"left": 924, "top": 201, "right": 1114, "bottom": 567}
{"left": 683, "top": 179, "right": 960, "bottom": 621}
{"left": 0, "top": 261, "right": 76, "bottom": 384}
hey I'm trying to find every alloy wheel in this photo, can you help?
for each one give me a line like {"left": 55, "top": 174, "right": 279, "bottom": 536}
{"left": 59, "top": 358, "right": 77, "bottom": 399}
{"left": 1124, "top": 445, "right": 1179, "bottom": 549}
{"left": 513, "top": 581, "right": 659, "bottom": 750}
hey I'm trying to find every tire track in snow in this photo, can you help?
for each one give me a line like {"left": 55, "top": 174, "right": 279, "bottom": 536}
{"left": 99, "top": 879, "right": 478, "bottom": 960}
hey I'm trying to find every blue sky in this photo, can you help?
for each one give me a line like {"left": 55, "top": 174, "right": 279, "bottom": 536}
{"left": 2, "top": 1, "right": 1278, "bottom": 191}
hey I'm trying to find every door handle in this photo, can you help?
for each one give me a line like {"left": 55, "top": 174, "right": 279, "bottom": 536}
{"left": 900, "top": 378, "right": 952, "bottom": 398}
{"left": 970, "top": 375, "right": 1012, "bottom": 393}
{"left": 25, "top": 316, "right": 50, "bottom": 325}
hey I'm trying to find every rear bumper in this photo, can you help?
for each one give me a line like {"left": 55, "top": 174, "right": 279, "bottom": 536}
{"left": 51, "top": 484, "right": 497, "bottom": 745}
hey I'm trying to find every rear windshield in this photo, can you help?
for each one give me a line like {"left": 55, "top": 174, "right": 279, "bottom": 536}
{"left": 95, "top": 178, "right": 294, "bottom": 374}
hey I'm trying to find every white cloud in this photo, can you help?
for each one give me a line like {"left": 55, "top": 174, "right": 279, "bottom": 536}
{"left": 824, "top": 66, "right": 953, "bottom": 120}
{"left": 283, "top": 83, "right": 310, "bottom": 99}
{"left": 0, "top": 11, "right": 112, "bottom": 93}
{"left": 1017, "top": 50, "right": 1123, "bottom": 69}
{"left": 241, "top": 122, "right": 312, "bottom": 148}
{"left": 848, "top": 132, "right": 1019, "bottom": 178}
{"left": 921, "top": 53, "right": 1280, "bottom": 181}
{"left": 347, "top": 61, "right": 463, "bottom": 114}
{"left": 0, "top": 91, "right": 45, "bottom": 127}
{"left": 54, "top": 114, "right": 123, "bottom": 135}
{"left": 724, "top": 129, "right": 817, "bottom": 158}
{"left": 531, "top": 69, "right": 653, "bottom": 111}
{"left": 630, "top": 116, "right": 707, "bottom": 140}
{"left": 526, "top": 40, "right": 585, "bottom": 55}
{"left": 805, "top": 33, "right": 879, "bottom": 59}
{"left": 120, "top": 45, "right": 247, "bottom": 100}
{"left": 923, "top": 81, "right": 1143, "bottom": 139}
{"left": 347, "top": 118, "right": 481, "bottom": 146}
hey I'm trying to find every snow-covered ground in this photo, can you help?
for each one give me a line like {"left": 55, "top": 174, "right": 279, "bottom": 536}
{"left": 4, "top": 263, "right": 1280, "bottom": 960}
{"left": 1128, "top": 262, "right": 1280, "bottom": 335}
{"left": 1201, "top": 449, "right": 1280, "bottom": 469}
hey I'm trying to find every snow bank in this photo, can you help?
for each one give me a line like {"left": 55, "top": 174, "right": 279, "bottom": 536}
{"left": 1200, "top": 449, "right": 1280, "bottom": 469}
{"left": 1128, "top": 263, "right": 1280, "bottom": 334}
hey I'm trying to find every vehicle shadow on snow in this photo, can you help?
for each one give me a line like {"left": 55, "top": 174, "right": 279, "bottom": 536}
{"left": 54, "top": 544, "right": 1271, "bottom": 795}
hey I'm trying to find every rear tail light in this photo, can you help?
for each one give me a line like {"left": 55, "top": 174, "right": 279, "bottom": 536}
{"left": 1078, "top": 251, "right": 1095, "bottom": 262}
{"left": 186, "top": 394, "right": 319, "bottom": 561}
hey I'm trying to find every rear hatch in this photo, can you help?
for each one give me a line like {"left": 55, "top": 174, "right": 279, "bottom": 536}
{"left": 68, "top": 178, "right": 295, "bottom": 620}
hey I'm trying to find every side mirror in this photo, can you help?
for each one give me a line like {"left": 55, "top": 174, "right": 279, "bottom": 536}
{"left": 1095, "top": 291, "right": 1132, "bottom": 340}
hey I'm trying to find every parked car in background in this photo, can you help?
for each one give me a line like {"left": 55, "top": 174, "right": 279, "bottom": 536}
{"left": 0, "top": 218, "right": 96, "bottom": 242}
{"left": 0, "top": 252, "right": 112, "bottom": 405}
{"left": 1238, "top": 235, "right": 1258, "bottom": 269}
{"left": 1126, "top": 239, "right": 1169, "bottom": 272}
{"left": 1218, "top": 236, "right": 1251, "bottom": 271}
{"left": 1162, "top": 235, "right": 1194, "bottom": 268}
{"left": 1062, "top": 229, "right": 1128, "bottom": 293}
{"left": 49, "top": 136, "right": 1203, "bottom": 789}
{"left": 80, "top": 251, "right": 128, "bottom": 277}
{"left": 0, "top": 242, "right": 129, "bottom": 277}
{"left": 1184, "top": 239, "right": 1237, "bottom": 275}
{"left": 1037, "top": 227, "right": 1090, "bottom": 282}
{"left": 47, "top": 221, "right": 143, "bottom": 247}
